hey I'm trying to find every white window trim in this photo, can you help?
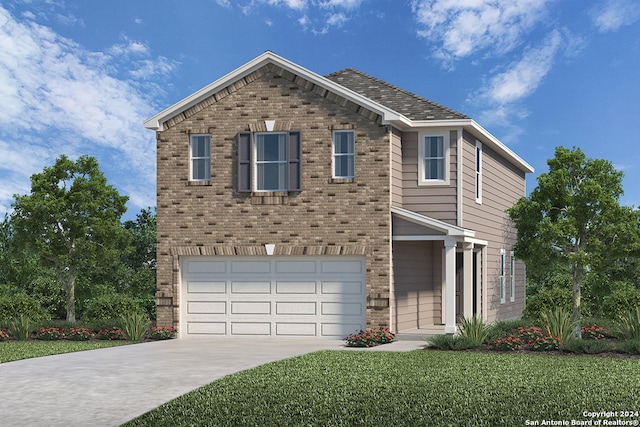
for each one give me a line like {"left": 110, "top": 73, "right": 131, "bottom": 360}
{"left": 418, "top": 131, "right": 450, "bottom": 186}
{"left": 332, "top": 130, "right": 355, "bottom": 179}
{"left": 253, "top": 132, "right": 288, "bottom": 193}
{"left": 510, "top": 251, "right": 516, "bottom": 303}
{"left": 189, "top": 134, "right": 211, "bottom": 182}
{"left": 500, "top": 249, "right": 506, "bottom": 304}
{"left": 475, "top": 140, "right": 483, "bottom": 204}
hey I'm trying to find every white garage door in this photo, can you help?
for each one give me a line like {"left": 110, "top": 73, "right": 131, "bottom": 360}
{"left": 180, "top": 256, "right": 367, "bottom": 338}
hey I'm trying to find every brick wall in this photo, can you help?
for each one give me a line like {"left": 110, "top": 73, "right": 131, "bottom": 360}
{"left": 155, "top": 64, "right": 392, "bottom": 330}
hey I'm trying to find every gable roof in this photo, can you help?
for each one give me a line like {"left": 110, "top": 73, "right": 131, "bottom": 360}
{"left": 325, "top": 68, "right": 469, "bottom": 121}
{"left": 144, "top": 51, "right": 533, "bottom": 174}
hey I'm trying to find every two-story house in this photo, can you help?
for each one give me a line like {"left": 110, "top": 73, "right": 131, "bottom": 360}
{"left": 144, "top": 51, "right": 534, "bottom": 338}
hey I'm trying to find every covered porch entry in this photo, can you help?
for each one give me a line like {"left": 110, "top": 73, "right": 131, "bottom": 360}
{"left": 391, "top": 207, "right": 487, "bottom": 334}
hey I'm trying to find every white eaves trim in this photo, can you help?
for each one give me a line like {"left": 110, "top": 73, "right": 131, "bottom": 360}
{"left": 144, "top": 51, "right": 534, "bottom": 175}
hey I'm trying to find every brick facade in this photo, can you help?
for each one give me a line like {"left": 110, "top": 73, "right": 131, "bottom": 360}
{"left": 155, "top": 64, "right": 392, "bottom": 330}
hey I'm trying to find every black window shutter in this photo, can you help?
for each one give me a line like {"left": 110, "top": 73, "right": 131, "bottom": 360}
{"left": 237, "top": 132, "right": 252, "bottom": 192}
{"left": 288, "top": 131, "right": 302, "bottom": 191}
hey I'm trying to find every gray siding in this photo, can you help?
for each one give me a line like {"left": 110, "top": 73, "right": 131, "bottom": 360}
{"left": 400, "top": 130, "right": 458, "bottom": 225}
{"left": 461, "top": 130, "right": 526, "bottom": 321}
{"left": 393, "top": 241, "right": 442, "bottom": 331}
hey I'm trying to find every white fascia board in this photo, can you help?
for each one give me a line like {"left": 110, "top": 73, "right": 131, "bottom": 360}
{"left": 391, "top": 206, "right": 475, "bottom": 238}
{"left": 144, "top": 51, "right": 406, "bottom": 131}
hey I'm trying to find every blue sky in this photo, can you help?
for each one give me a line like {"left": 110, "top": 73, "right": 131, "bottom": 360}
{"left": 1, "top": 0, "right": 639, "bottom": 220}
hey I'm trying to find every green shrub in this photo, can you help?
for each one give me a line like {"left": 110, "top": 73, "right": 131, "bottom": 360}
{"left": 427, "top": 334, "right": 477, "bottom": 351}
{"left": 486, "top": 319, "right": 532, "bottom": 341}
{"left": 458, "top": 315, "right": 489, "bottom": 346}
{"left": 602, "top": 284, "right": 640, "bottom": 321}
{"left": 514, "top": 326, "right": 561, "bottom": 351}
{"left": 35, "top": 326, "right": 65, "bottom": 340}
{"left": 120, "top": 313, "right": 151, "bottom": 341}
{"left": 618, "top": 339, "right": 640, "bottom": 355}
{"left": 563, "top": 339, "right": 613, "bottom": 354}
{"left": 523, "top": 285, "right": 572, "bottom": 320}
{"left": 136, "top": 296, "right": 156, "bottom": 320}
{"left": 83, "top": 293, "right": 142, "bottom": 321}
{"left": 616, "top": 307, "right": 640, "bottom": 340}
{"left": 489, "top": 336, "right": 524, "bottom": 351}
{"left": 66, "top": 327, "right": 93, "bottom": 341}
{"left": 95, "top": 327, "right": 125, "bottom": 340}
{"left": 0, "top": 293, "right": 50, "bottom": 322}
{"left": 146, "top": 326, "right": 177, "bottom": 340}
{"left": 10, "top": 315, "right": 35, "bottom": 341}
{"left": 541, "top": 307, "right": 575, "bottom": 343}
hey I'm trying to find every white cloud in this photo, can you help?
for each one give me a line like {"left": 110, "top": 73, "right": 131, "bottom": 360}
{"left": 263, "top": 0, "right": 308, "bottom": 10}
{"left": 326, "top": 12, "right": 348, "bottom": 27}
{"left": 0, "top": 5, "right": 170, "bottom": 214}
{"left": 590, "top": 0, "right": 640, "bottom": 32}
{"left": 319, "top": 0, "right": 363, "bottom": 9}
{"left": 411, "top": 0, "right": 551, "bottom": 61}
{"left": 482, "top": 30, "right": 562, "bottom": 105}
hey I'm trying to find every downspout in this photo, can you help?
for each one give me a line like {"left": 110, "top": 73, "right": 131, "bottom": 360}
{"left": 388, "top": 125, "right": 396, "bottom": 332}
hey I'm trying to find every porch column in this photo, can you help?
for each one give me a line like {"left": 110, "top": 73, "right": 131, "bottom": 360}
{"left": 444, "top": 239, "right": 457, "bottom": 334}
{"left": 463, "top": 242, "right": 474, "bottom": 319}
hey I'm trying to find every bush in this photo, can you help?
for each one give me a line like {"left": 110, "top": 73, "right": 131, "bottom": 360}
{"left": 35, "top": 326, "right": 65, "bottom": 340}
{"left": 541, "top": 307, "right": 575, "bottom": 343}
{"left": 0, "top": 293, "right": 50, "bottom": 322}
{"left": 10, "top": 315, "right": 35, "bottom": 341}
{"left": 83, "top": 293, "right": 143, "bottom": 321}
{"left": 523, "top": 286, "right": 572, "bottom": 320}
{"left": 514, "top": 326, "right": 561, "bottom": 351}
{"left": 121, "top": 313, "right": 151, "bottom": 341}
{"left": 563, "top": 339, "right": 614, "bottom": 354}
{"left": 146, "top": 326, "right": 177, "bottom": 340}
{"left": 618, "top": 339, "right": 640, "bottom": 355}
{"left": 603, "top": 284, "right": 640, "bottom": 321}
{"left": 345, "top": 327, "right": 395, "bottom": 347}
{"left": 427, "top": 335, "right": 477, "bottom": 351}
{"left": 486, "top": 319, "right": 532, "bottom": 341}
{"left": 616, "top": 307, "right": 640, "bottom": 340}
{"left": 95, "top": 328, "right": 125, "bottom": 340}
{"left": 489, "top": 336, "right": 524, "bottom": 351}
{"left": 458, "top": 315, "right": 489, "bottom": 346}
{"left": 66, "top": 327, "right": 93, "bottom": 341}
{"left": 581, "top": 324, "right": 611, "bottom": 340}
{"left": 0, "top": 327, "right": 10, "bottom": 341}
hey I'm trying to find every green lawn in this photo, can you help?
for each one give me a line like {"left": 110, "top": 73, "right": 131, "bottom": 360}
{"left": 124, "top": 350, "right": 640, "bottom": 427}
{"left": 0, "top": 340, "right": 132, "bottom": 363}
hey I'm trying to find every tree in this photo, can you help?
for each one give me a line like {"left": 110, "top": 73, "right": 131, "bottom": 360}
{"left": 507, "top": 146, "right": 639, "bottom": 339}
{"left": 11, "top": 155, "right": 128, "bottom": 322}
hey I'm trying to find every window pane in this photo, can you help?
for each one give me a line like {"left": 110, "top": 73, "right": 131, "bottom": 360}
{"left": 192, "top": 136, "right": 210, "bottom": 158}
{"left": 335, "top": 154, "right": 354, "bottom": 178}
{"left": 257, "top": 162, "right": 286, "bottom": 191}
{"left": 427, "top": 136, "right": 443, "bottom": 157}
{"left": 257, "top": 134, "right": 286, "bottom": 161}
{"left": 424, "top": 158, "right": 443, "bottom": 180}
{"left": 192, "top": 158, "right": 210, "bottom": 180}
{"left": 334, "top": 131, "right": 354, "bottom": 154}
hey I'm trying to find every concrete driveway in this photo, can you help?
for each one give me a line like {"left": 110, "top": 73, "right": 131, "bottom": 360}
{"left": 0, "top": 338, "right": 425, "bottom": 427}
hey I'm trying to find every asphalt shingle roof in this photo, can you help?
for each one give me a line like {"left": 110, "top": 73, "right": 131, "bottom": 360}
{"left": 325, "top": 68, "right": 469, "bottom": 121}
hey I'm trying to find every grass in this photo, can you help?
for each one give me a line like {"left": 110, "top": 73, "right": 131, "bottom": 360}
{"left": 124, "top": 350, "right": 640, "bottom": 427}
{"left": 0, "top": 340, "right": 132, "bottom": 363}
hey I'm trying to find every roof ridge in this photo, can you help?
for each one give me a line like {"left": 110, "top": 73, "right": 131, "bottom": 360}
{"left": 325, "top": 68, "right": 469, "bottom": 119}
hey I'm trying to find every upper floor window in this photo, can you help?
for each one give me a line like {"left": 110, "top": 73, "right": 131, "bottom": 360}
{"left": 332, "top": 130, "right": 355, "bottom": 178}
{"left": 190, "top": 134, "right": 211, "bottom": 181}
{"left": 475, "top": 141, "right": 483, "bottom": 203}
{"left": 500, "top": 249, "right": 506, "bottom": 304}
{"left": 510, "top": 251, "right": 516, "bottom": 303}
{"left": 237, "top": 131, "right": 301, "bottom": 193}
{"left": 418, "top": 132, "right": 449, "bottom": 185}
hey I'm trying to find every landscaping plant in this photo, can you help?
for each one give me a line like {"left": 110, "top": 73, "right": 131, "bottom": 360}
{"left": 66, "top": 327, "right": 93, "bottom": 341}
{"left": 96, "top": 327, "right": 125, "bottom": 340}
{"left": 344, "top": 327, "right": 395, "bottom": 347}
{"left": 120, "top": 313, "right": 151, "bottom": 341}
{"left": 146, "top": 326, "right": 177, "bottom": 340}
{"left": 458, "top": 315, "right": 489, "bottom": 346}
{"left": 9, "top": 315, "right": 34, "bottom": 341}
{"left": 541, "top": 307, "right": 574, "bottom": 343}
{"left": 35, "top": 326, "right": 65, "bottom": 340}
{"left": 427, "top": 334, "right": 476, "bottom": 351}
{"left": 0, "top": 327, "right": 10, "bottom": 341}
{"left": 616, "top": 307, "right": 640, "bottom": 340}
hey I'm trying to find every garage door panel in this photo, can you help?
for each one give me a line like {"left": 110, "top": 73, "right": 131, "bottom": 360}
{"left": 187, "top": 301, "right": 226, "bottom": 314}
{"left": 276, "top": 323, "right": 316, "bottom": 336}
{"left": 275, "top": 281, "right": 316, "bottom": 294}
{"left": 187, "top": 281, "right": 226, "bottom": 293}
{"left": 187, "top": 261, "right": 226, "bottom": 274}
{"left": 231, "top": 281, "right": 271, "bottom": 294}
{"left": 276, "top": 302, "right": 316, "bottom": 315}
{"left": 231, "top": 322, "right": 271, "bottom": 335}
{"left": 276, "top": 261, "right": 316, "bottom": 274}
{"left": 231, "top": 261, "right": 271, "bottom": 274}
{"left": 321, "top": 281, "right": 363, "bottom": 295}
{"left": 181, "top": 256, "right": 366, "bottom": 338}
{"left": 231, "top": 301, "right": 271, "bottom": 315}
{"left": 321, "top": 302, "right": 363, "bottom": 316}
{"left": 188, "top": 322, "right": 226, "bottom": 335}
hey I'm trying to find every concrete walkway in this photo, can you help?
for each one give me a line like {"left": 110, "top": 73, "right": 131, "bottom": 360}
{"left": 0, "top": 338, "right": 426, "bottom": 427}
